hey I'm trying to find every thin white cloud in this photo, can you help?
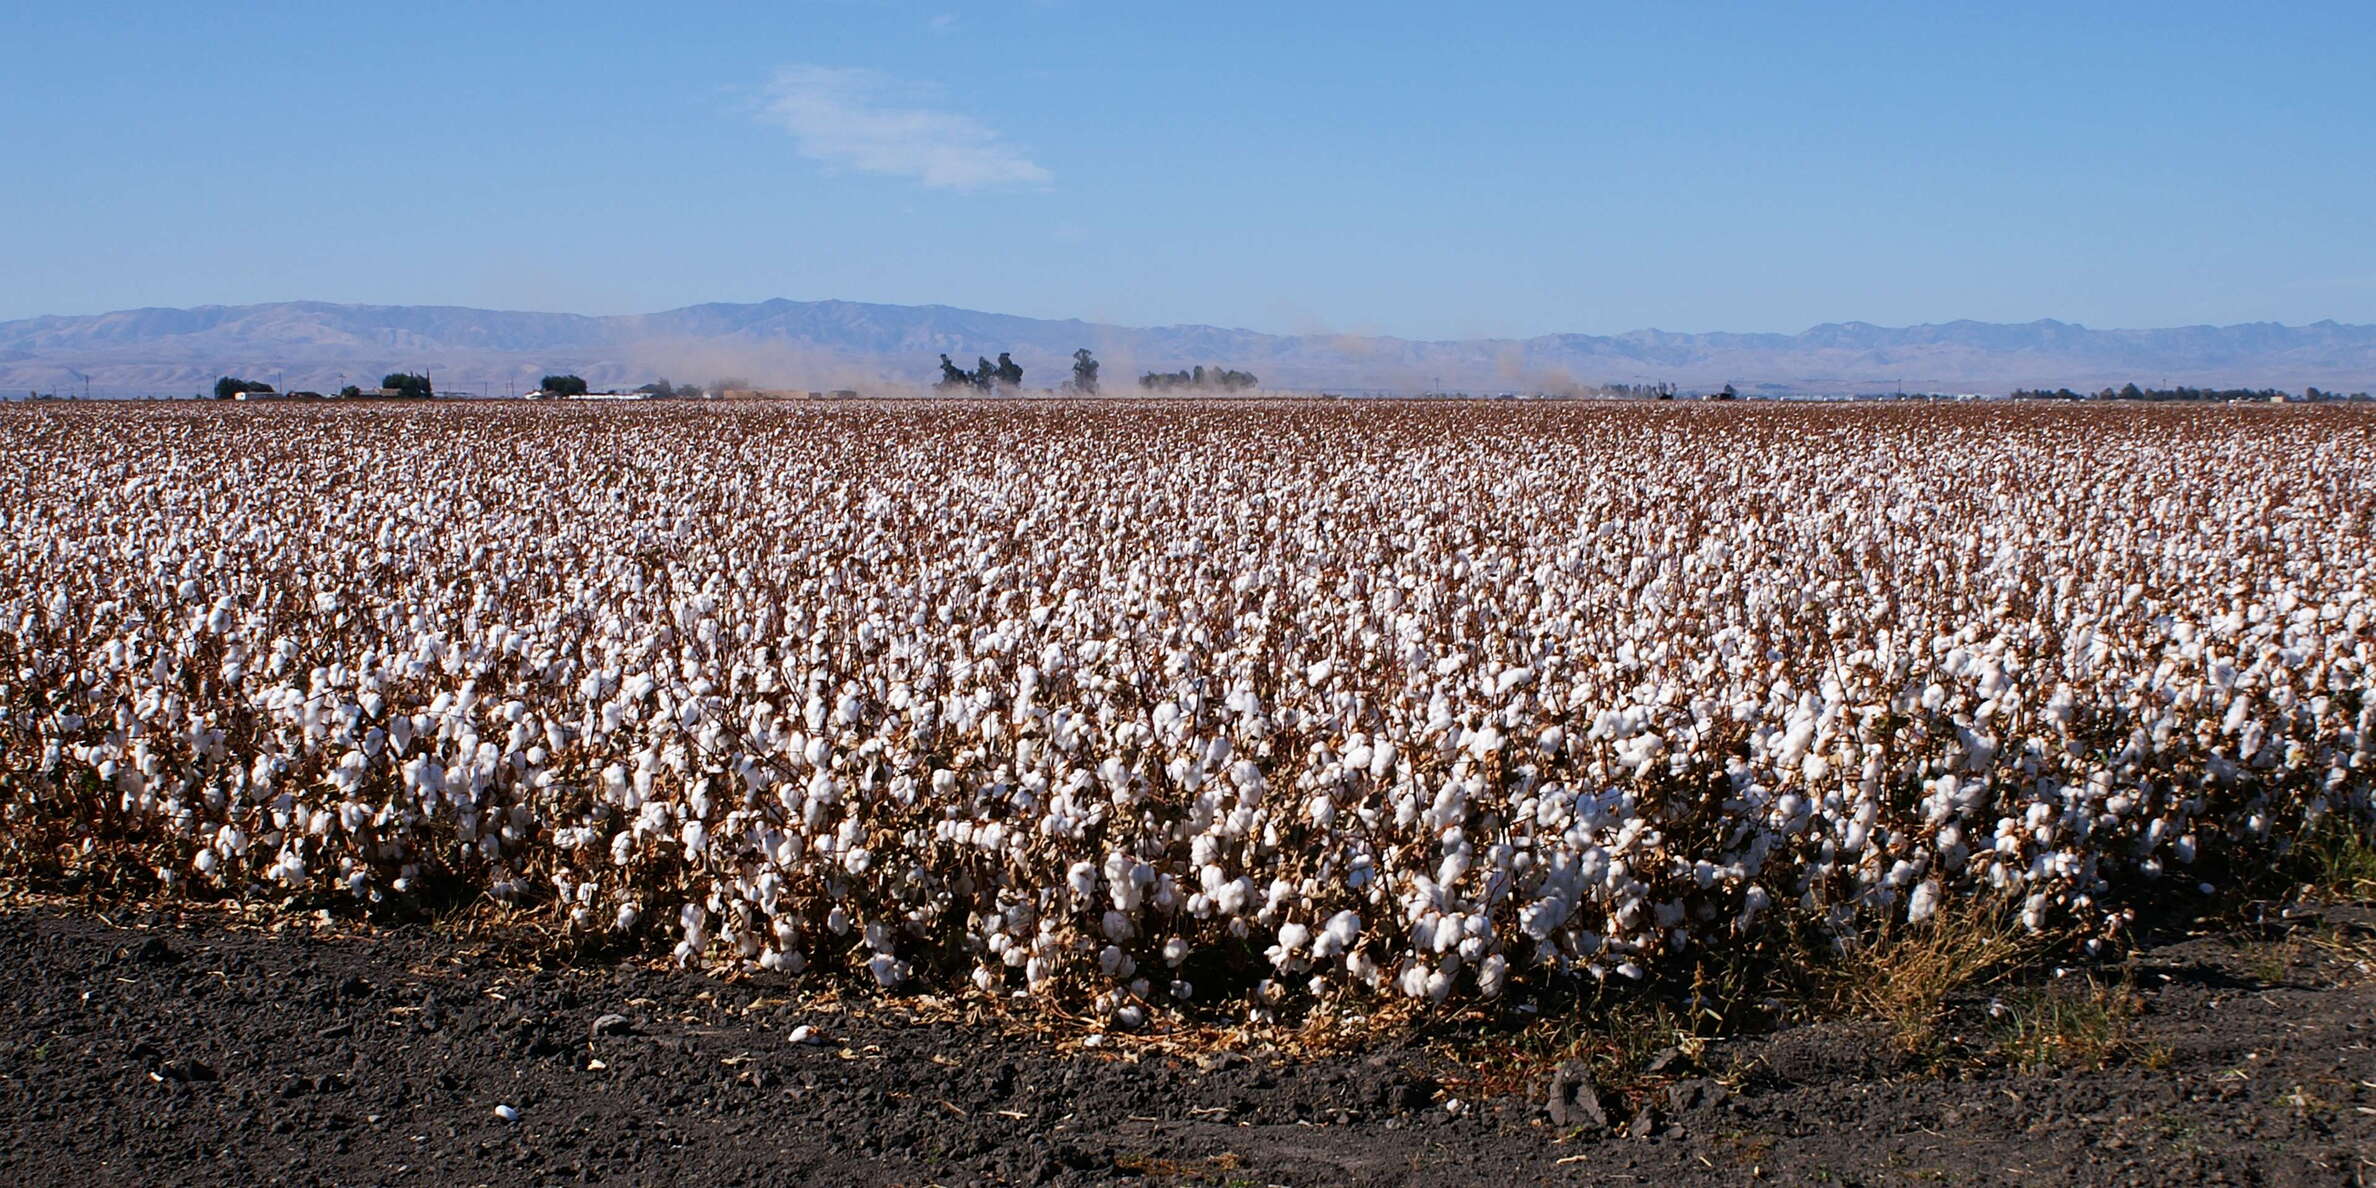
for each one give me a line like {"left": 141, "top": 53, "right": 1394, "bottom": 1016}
{"left": 758, "top": 65, "right": 1050, "bottom": 192}
{"left": 927, "top": 13, "right": 960, "bottom": 34}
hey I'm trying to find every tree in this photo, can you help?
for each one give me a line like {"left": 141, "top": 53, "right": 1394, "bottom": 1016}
{"left": 539, "top": 374, "right": 587, "bottom": 397}
{"left": 383, "top": 372, "right": 434, "bottom": 398}
{"left": 935, "top": 356, "right": 970, "bottom": 392}
{"left": 337, "top": 384, "right": 363, "bottom": 399}
{"left": 214, "top": 376, "right": 272, "bottom": 400}
{"left": 634, "top": 377, "right": 676, "bottom": 397}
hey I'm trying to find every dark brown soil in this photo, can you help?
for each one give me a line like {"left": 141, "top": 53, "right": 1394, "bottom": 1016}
{"left": 2, "top": 903, "right": 2371, "bottom": 1186}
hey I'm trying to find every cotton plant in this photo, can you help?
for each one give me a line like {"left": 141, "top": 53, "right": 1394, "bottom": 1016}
{"left": 0, "top": 399, "right": 2369, "bottom": 1024}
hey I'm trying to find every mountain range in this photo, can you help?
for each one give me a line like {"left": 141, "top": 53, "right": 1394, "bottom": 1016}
{"left": 3, "top": 299, "right": 2372, "bottom": 396}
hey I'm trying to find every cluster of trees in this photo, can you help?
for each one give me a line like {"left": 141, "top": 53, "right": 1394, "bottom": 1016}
{"left": 2012, "top": 384, "right": 2370, "bottom": 402}
{"left": 936, "top": 353, "right": 1025, "bottom": 392}
{"left": 1140, "top": 365, "right": 1258, "bottom": 393}
{"left": 212, "top": 376, "right": 274, "bottom": 400}
{"left": 634, "top": 378, "right": 705, "bottom": 399}
{"left": 382, "top": 373, "right": 434, "bottom": 398}
{"left": 215, "top": 374, "right": 432, "bottom": 399}
{"left": 1589, "top": 381, "right": 1677, "bottom": 399}
{"left": 537, "top": 374, "right": 701, "bottom": 398}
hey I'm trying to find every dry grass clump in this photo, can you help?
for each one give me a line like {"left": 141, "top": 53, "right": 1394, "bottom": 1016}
{"left": 2295, "top": 821, "right": 2376, "bottom": 902}
{"left": 1, "top": 399, "right": 2371, "bottom": 1024}
{"left": 1992, "top": 977, "right": 2166, "bottom": 1073}
{"left": 1836, "top": 898, "right": 2042, "bottom": 1054}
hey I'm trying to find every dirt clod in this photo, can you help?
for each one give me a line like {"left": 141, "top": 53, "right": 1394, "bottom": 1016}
{"left": 1546, "top": 1059, "right": 1609, "bottom": 1130}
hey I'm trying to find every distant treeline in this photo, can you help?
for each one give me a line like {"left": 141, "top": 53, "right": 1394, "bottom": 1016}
{"left": 1141, "top": 365, "right": 1258, "bottom": 392}
{"left": 2013, "top": 384, "right": 2369, "bottom": 402}
{"left": 213, "top": 372, "right": 429, "bottom": 399}
{"left": 1596, "top": 382, "right": 1679, "bottom": 399}
{"left": 213, "top": 376, "right": 274, "bottom": 399}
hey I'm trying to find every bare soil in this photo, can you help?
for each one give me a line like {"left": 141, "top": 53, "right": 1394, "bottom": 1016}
{"left": 1, "top": 903, "right": 2371, "bottom": 1186}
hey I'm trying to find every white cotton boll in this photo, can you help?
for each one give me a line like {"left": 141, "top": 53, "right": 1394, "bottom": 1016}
{"left": 1324, "top": 910, "right": 1361, "bottom": 949}
{"left": 1432, "top": 913, "right": 1465, "bottom": 953}
{"left": 1907, "top": 879, "right": 1941, "bottom": 924}
{"left": 1163, "top": 936, "right": 1190, "bottom": 966}
{"left": 1409, "top": 915, "right": 1438, "bottom": 951}
{"left": 1476, "top": 954, "right": 1509, "bottom": 997}
{"left": 1343, "top": 742, "right": 1374, "bottom": 774}
{"left": 1277, "top": 922, "right": 1311, "bottom": 954}
{"left": 1424, "top": 966, "right": 1454, "bottom": 1002}
{"left": 1467, "top": 725, "right": 1504, "bottom": 759}
{"left": 1346, "top": 949, "right": 1380, "bottom": 981}
{"left": 1397, "top": 962, "right": 1431, "bottom": 998}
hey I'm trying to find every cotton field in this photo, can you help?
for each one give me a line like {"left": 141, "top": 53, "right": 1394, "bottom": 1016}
{"left": 2, "top": 400, "right": 2371, "bottom": 1020}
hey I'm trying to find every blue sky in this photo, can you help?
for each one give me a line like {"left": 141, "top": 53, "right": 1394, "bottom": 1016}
{"left": 4, "top": 0, "right": 2372, "bottom": 338}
